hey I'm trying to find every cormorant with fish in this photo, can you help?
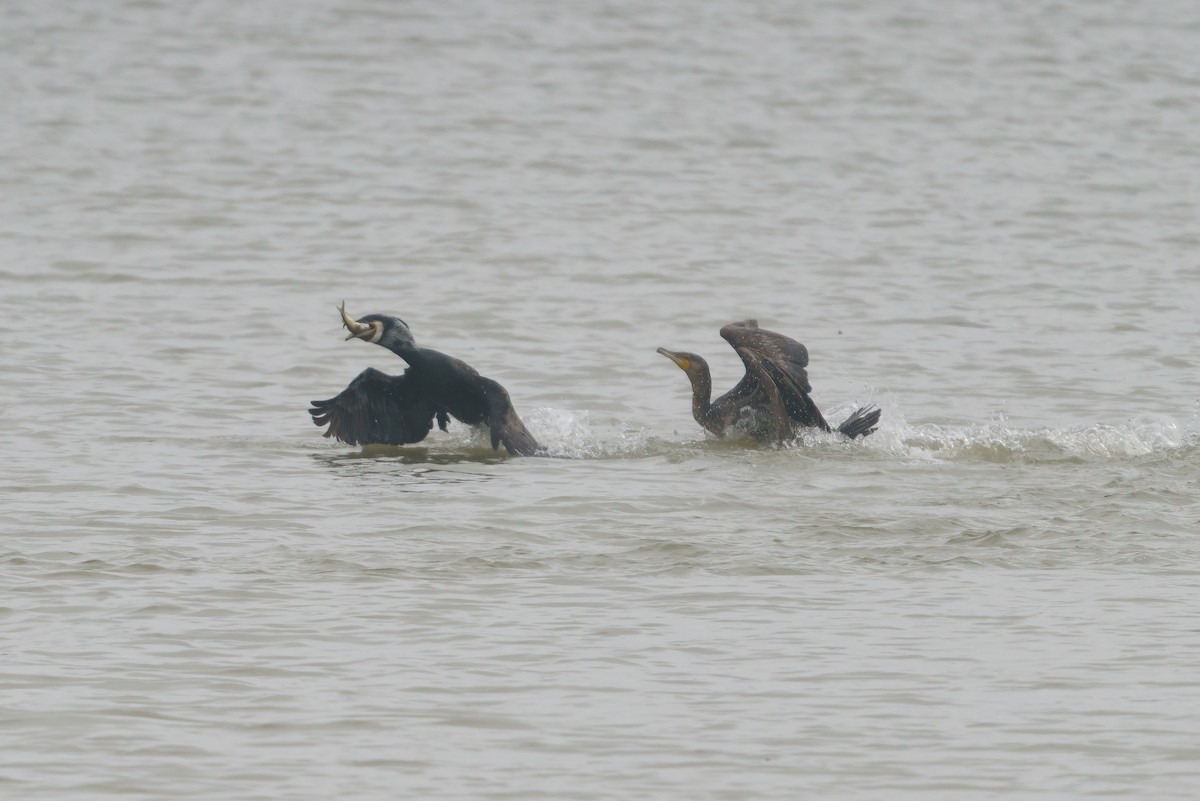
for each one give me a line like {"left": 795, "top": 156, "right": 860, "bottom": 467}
{"left": 657, "top": 320, "right": 880, "bottom": 442}
{"left": 309, "top": 304, "right": 541, "bottom": 456}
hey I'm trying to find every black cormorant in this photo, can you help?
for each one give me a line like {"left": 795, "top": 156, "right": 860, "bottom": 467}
{"left": 309, "top": 304, "right": 541, "bottom": 456}
{"left": 657, "top": 320, "right": 880, "bottom": 442}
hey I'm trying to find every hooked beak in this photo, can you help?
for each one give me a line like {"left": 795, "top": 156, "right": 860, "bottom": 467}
{"left": 656, "top": 347, "right": 689, "bottom": 370}
{"left": 339, "top": 301, "right": 374, "bottom": 341}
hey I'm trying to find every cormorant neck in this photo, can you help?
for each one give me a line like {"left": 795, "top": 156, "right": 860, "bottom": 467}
{"left": 380, "top": 340, "right": 419, "bottom": 361}
{"left": 687, "top": 362, "right": 713, "bottom": 424}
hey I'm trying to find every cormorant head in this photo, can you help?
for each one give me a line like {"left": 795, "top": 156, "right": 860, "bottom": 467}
{"left": 338, "top": 303, "right": 416, "bottom": 351}
{"left": 656, "top": 347, "right": 710, "bottom": 383}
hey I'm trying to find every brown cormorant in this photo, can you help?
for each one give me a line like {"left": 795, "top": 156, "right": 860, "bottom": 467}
{"left": 309, "top": 304, "right": 541, "bottom": 456}
{"left": 657, "top": 320, "right": 880, "bottom": 442}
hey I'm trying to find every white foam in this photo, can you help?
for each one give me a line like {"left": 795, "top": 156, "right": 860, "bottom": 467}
{"left": 521, "top": 403, "right": 1197, "bottom": 464}
{"left": 525, "top": 407, "right": 659, "bottom": 459}
{"left": 862, "top": 412, "right": 1196, "bottom": 464}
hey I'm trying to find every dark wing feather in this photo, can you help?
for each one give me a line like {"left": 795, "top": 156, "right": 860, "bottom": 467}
{"left": 720, "top": 321, "right": 812, "bottom": 394}
{"left": 720, "top": 321, "right": 832, "bottom": 433}
{"left": 761, "top": 359, "right": 830, "bottom": 430}
{"left": 478, "top": 377, "right": 541, "bottom": 456}
{"left": 732, "top": 347, "right": 793, "bottom": 441}
{"left": 309, "top": 367, "right": 437, "bottom": 446}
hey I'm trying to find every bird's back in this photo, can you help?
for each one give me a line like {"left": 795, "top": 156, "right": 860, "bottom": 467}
{"left": 403, "top": 347, "right": 490, "bottom": 424}
{"left": 406, "top": 347, "right": 540, "bottom": 454}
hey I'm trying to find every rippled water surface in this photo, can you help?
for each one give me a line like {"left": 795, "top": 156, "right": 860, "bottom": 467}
{"left": 4, "top": 1, "right": 1200, "bottom": 798}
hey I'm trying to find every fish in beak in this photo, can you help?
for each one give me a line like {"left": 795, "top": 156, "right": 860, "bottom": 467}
{"left": 339, "top": 302, "right": 374, "bottom": 340}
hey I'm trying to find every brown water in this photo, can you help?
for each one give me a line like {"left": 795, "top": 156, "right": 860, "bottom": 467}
{"left": 3, "top": 1, "right": 1200, "bottom": 798}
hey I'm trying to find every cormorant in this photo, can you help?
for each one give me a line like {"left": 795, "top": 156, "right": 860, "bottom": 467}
{"left": 309, "top": 304, "right": 541, "bottom": 456}
{"left": 657, "top": 320, "right": 880, "bottom": 442}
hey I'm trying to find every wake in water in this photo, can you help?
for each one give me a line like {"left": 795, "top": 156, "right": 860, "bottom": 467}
{"left": 804, "top": 406, "right": 1197, "bottom": 464}
{"left": 524, "top": 406, "right": 1198, "bottom": 464}
{"left": 308, "top": 402, "right": 1198, "bottom": 466}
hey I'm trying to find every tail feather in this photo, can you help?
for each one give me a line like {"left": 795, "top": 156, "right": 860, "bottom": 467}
{"left": 496, "top": 409, "right": 541, "bottom": 456}
{"left": 480, "top": 377, "right": 543, "bottom": 456}
{"left": 836, "top": 405, "right": 881, "bottom": 439}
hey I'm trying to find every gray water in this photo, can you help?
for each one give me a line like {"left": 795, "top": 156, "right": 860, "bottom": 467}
{"left": 3, "top": 1, "right": 1200, "bottom": 798}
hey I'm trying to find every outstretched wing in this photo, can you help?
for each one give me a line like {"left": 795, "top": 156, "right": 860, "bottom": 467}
{"left": 720, "top": 320, "right": 831, "bottom": 432}
{"left": 720, "top": 320, "right": 812, "bottom": 394}
{"left": 309, "top": 367, "right": 438, "bottom": 446}
{"left": 478, "top": 377, "right": 541, "bottom": 456}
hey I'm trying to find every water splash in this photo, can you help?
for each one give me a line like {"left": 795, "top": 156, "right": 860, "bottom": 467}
{"left": 525, "top": 404, "right": 1198, "bottom": 464}
{"left": 307, "top": 404, "right": 1197, "bottom": 465}
{"left": 861, "top": 412, "right": 1196, "bottom": 464}
{"left": 525, "top": 407, "right": 667, "bottom": 459}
